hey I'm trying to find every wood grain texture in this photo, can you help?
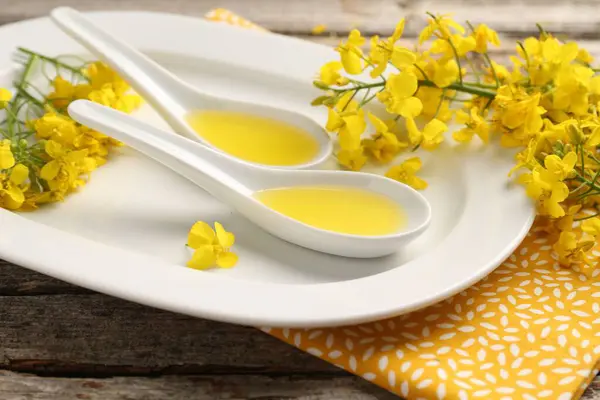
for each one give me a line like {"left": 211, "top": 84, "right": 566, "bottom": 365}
{"left": 0, "top": 0, "right": 407, "bottom": 34}
{"left": 1, "top": 0, "right": 600, "bottom": 37}
{"left": 0, "top": 260, "right": 88, "bottom": 295}
{"left": 0, "top": 292, "right": 334, "bottom": 374}
{"left": 0, "top": 371, "right": 397, "bottom": 400}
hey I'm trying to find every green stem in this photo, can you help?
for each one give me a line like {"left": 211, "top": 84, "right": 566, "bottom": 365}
{"left": 575, "top": 211, "right": 600, "bottom": 222}
{"left": 419, "top": 79, "right": 496, "bottom": 98}
{"left": 326, "top": 79, "right": 497, "bottom": 99}
{"left": 574, "top": 171, "right": 600, "bottom": 194}
{"left": 433, "top": 89, "right": 447, "bottom": 118}
{"left": 341, "top": 89, "right": 358, "bottom": 111}
{"left": 17, "top": 47, "right": 89, "bottom": 81}
{"left": 463, "top": 82, "right": 498, "bottom": 89}
{"left": 446, "top": 38, "right": 463, "bottom": 85}
{"left": 414, "top": 64, "right": 430, "bottom": 80}
{"left": 483, "top": 53, "right": 500, "bottom": 88}
{"left": 7, "top": 55, "right": 38, "bottom": 138}
{"left": 15, "top": 86, "right": 45, "bottom": 109}
{"left": 465, "top": 56, "right": 481, "bottom": 83}
{"left": 517, "top": 41, "right": 531, "bottom": 71}
{"left": 331, "top": 82, "right": 386, "bottom": 93}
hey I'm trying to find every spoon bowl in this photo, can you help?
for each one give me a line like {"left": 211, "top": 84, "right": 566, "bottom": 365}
{"left": 50, "top": 6, "right": 332, "bottom": 169}
{"left": 68, "top": 100, "right": 431, "bottom": 258}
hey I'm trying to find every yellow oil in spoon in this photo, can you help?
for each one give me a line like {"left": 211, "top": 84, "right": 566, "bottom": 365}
{"left": 254, "top": 186, "right": 405, "bottom": 236}
{"left": 186, "top": 110, "right": 320, "bottom": 166}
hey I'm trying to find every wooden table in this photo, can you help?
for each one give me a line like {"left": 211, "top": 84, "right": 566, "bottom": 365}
{"left": 2, "top": 1, "right": 600, "bottom": 398}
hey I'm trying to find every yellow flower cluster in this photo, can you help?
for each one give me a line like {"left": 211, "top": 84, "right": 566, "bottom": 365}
{"left": 187, "top": 221, "right": 238, "bottom": 269}
{"left": 313, "top": 14, "right": 600, "bottom": 273}
{"left": 0, "top": 52, "right": 142, "bottom": 211}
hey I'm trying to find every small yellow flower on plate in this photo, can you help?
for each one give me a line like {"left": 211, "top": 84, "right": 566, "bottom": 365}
{"left": 187, "top": 221, "right": 238, "bottom": 270}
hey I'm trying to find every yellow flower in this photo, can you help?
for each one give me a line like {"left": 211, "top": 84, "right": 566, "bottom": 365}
{"left": 337, "top": 29, "right": 365, "bottom": 75}
{"left": 509, "top": 137, "right": 539, "bottom": 175}
{"left": 187, "top": 221, "right": 238, "bottom": 269}
{"left": 0, "top": 177, "right": 24, "bottom": 210}
{"left": 0, "top": 164, "right": 29, "bottom": 210}
{"left": 552, "top": 64, "right": 594, "bottom": 115}
{"left": 368, "top": 19, "right": 416, "bottom": 78}
{"left": 517, "top": 37, "right": 579, "bottom": 86}
{"left": 518, "top": 167, "right": 569, "bottom": 218}
{"left": 34, "top": 112, "right": 80, "bottom": 146}
{"left": 363, "top": 113, "right": 407, "bottom": 162}
{"left": 368, "top": 35, "right": 388, "bottom": 78}
{"left": 325, "top": 92, "right": 367, "bottom": 140}
{"left": 582, "top": 217, "right": 600, "bottom": 237}
{"left": 390, "top": 19, "right": 406, "bottom": 43}
{"left": 85, "top": 62, "right": 127, "bottom": 92}
{"left": 543, "top": 151, "right": 577, "bottom": 181}
{"left": 495, "top": 88, "right": 545, "bottom": 147}
{"left": 0, "top": 139, "right": 15, "bottom": 169}
{"left": 0, "top": 88, "right": 12, "bottom": 109}
{"left": 430, "top": 34, "right": 475, "bottom": 59}
{"left": 553, "top": 231, "right": 594, "bottom": 266}
{"left": 318, "top": 61, "right": 349, "bottom": 86}
{"left": 377, "top": 72, "right": 423, "bottom": 118}
{"left": 414, "top": 87, "right": 452, "bottom": 122}
{"left": 311, "top": 24, "right": 327, "bottom": 35}
{"left": 82, "top": 62, "right": 142, "bottom": 113}
{"left": 453, "top": 107, "right": 490, "bottom": 143}
{"left": 472, "top": 24, "right": 500, "bottom": 53}
{"left": 47, "top": 76, "right": 91, "bottom": 109}
{"left": 40, "top": 140, "right": 96, "bottom": 198}
{"left": 484, "top": 61, "right": 509, "bottom": 84}
{"left": 405, "top": 117, "right": 447, "bottom": 150}
{"left": 419, "top": 14, "right": 465, "bottom": 44}
{"left": 576, "top": 48, "right": 594, "bottom": 65}
{"left": 385, "top": 157, "right": 428, "bottom": 190}
{"left": 10, "top": 164, "right": 29, "bottom": 185}
{"left": 88, "top": 85, "right": 142, "bottom": 114}
{"left": 555, "top": 204, "right": 582, "bottom": 232}
{"left": 431, "top": 59, "right": 459, "bottom": 88}
{"left": 333, "top": 105, "right": 367, "bottom": 171}
{"left": 337, "top": 147, "right": 367, "bottom": 171}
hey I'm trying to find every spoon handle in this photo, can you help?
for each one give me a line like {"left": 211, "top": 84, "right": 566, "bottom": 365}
{"left": 51, "top": 7, "right": 190, "bottom": 134}
{"left": 68, "top": 100, "right": 252, "bottom": 200}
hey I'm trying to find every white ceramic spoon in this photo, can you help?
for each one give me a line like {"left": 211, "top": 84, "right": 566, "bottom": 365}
{"left": 50, "top": 6, "right": 332, "bottom": 169}
{"left": 68, "top": 100, "right": 431, "bottom": 258}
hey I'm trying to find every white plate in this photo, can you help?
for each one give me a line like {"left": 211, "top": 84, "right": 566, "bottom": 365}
{"left": 0, "top": 11, "right": 534, "bottom": 327}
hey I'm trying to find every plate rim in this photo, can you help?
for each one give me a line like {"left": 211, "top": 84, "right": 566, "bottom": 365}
{"left": 0, "top": 11, "right": 536, "bottom": 327}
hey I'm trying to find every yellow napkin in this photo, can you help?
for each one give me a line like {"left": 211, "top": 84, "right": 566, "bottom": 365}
{"left": 206, "top": 9, "right": 600, "bottom": 399}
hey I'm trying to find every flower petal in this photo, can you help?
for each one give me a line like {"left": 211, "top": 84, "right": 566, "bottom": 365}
{"left": 2, "top": 185, "right": 24, "bottom": 210}
{"left": 40, "top": 161, "right": 60, "bottom": 181}
{"left": 0, "top": 141, "right": 15, "bottom": 169}
{"left": 187, "top": 221, "right": 216, "bottom": 248}
{"left": 214, "top": 222, "right": 235, "bottom": 248}
{"left": 402, "top": 157, "right": 423, "bottom": 173}
{"left": 367, "top": 112, "right": 388, "bottom": 134}
{"left": 216, "top": 251, "right": 239, "bottom": 268}
{"left": 187, "top": 245, "right": 217, "bottom": 270}
{"left": 397, "top": 97, "right": 423, "bottom": 118}
{"left": 10, "top": 164, "right": 29, "bottom": 185}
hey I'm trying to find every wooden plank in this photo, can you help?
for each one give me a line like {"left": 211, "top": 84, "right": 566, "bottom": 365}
{"left": 586, "top": 378, "right": 600, "bottom": 400}
{"left": 0, "top": 0, "right": 407, "bottom": 35}
{"left": 2, "top": 0, "right": 600, "bottom": 37}
{"left": 405, "top": 0, "right": 600, "bottom": 37}
{"left": 0, "top": 293, "right": 336, "bottom": 374}
{"left": 0, "top": 371, "right": 397, "bottom": 400}
{"left": 0, "top": 373, "right": 598, "bottom": 400}
{"left": 0, "top": 260, "right": 88, "bottom": 295}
